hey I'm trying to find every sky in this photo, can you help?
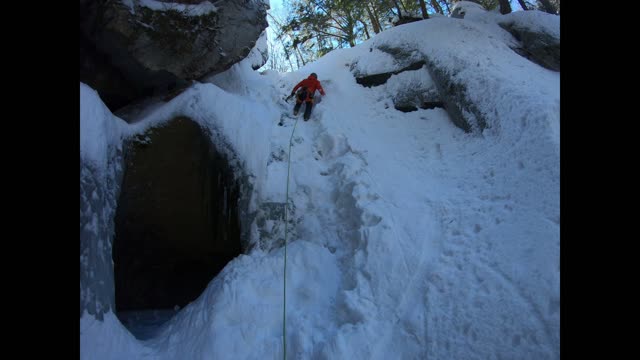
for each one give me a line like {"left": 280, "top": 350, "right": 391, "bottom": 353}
{"left": 267, "top": 0, "right": 528, "bottom": 19}
{"left": 81, "top": 1, "right": 559, "bottom": 359}
{"left": 263, "top": 0, "right": 529, "bottom": 72}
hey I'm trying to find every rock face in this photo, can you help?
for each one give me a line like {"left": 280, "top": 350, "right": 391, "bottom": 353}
{"left": 80, "top": 0, "right": 268, "bottom": 110}
{"left": 80, "top": 87, "right": 255, "bottom": 319}
{"left": 451, "top": 1, "right": 560, "bottom": 72}
{"left": 423, "top": 57, "right": 486, "bottom": 132}
{"left": 351, "top": 5, "right": 558, "bottom": 133}
{"left": 351, "top": 44, "right": 479, "bottom": 129}
{"left": 393, "top": 85, "right": 443, "bottom": 113}
{"left": 113, "top": 117, "right": 243, "bottom": 311}
{"left": 355, "top": 60, "right": 427, "bottom": 88}
{"left": 80, "top": 140, "right": 125, "bottom": 320}
{"left": 499, "top": 22, "right": 560, "bottom": 72}
{"left": 354, "top": 59, "right": 443, "bottom": 113}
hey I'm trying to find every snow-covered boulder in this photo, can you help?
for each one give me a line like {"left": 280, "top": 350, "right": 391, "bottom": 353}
{"left": 80, "top": 0, "right": 269, "bottom": 109}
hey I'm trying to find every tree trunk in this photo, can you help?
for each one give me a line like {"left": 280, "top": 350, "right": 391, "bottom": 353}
{"left": 281, "top": 44, "right": 295, "bottom": 71}
{"left": 392, "top": 0, "right": 403, "bottom": 18}
{"left": 419, "top": 0, "right": 429, "bottom": 19}
{"left": 498, "top": 0, "right": 512, "bottom": 14}
{"left": 266, "top": 12, "right": 295, "bottom": 71}
{"left": 430, "top": 0, "right": 444, "bottom": 14}
{"left": 360, "top": 20, "right": 371, "bottom": 39}
{"left": 400, "top": 0, "right": 409, "bottom": 13}
{"left": 517, "top": 0, "right": 529, "bottom": 10}
{"left": 295, "top": 47, "right": 306, "bottom": 67}
{"left": 349, "top": 34, "right": 356, "bottom": 47}
{"left": 366, "top": 3, "right": 381, "bottom": 34}
{"left": 371, "top": 2, "right": 383, "bottom": 31}
{"left": 440, "top": 0, "right": 451, "bottom": 15}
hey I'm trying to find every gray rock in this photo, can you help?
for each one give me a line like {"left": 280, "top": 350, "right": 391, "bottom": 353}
{"left": 499, "top": 22, "right": 560, "bottom": 71}
{"left": 392, "top": 73, "right": 442, "bottom": 112}
{"left": 80, "top": 146, "right": 125, "bottom": 319}
{"left": 80, "top": 114, "right": 257, "bottom": 317}
{"left": 423, "top": 57, "right": 487, "bottom": 132}
{"left": 80, "top": 0, "right": 268, "bottom": 110}
{"left": 355, "top": 61, "right": 426, "bottom": 87}
{"left": 352, "top": 43, "right": 483, "bottom": 131}
{"left": 113, "top": 117, "right": 244, "bottom": 311}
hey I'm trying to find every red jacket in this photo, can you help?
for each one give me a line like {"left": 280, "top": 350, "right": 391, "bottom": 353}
{"left": 292, "top": 76, "right": 325, "bottom": 98}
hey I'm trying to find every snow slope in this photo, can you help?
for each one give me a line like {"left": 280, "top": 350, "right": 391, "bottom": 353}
{"left": 80, "top": 5, "right": 559, "bottom": 359}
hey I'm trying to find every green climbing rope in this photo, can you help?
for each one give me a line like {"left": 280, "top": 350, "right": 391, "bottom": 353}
{"left": 283, "top": 115, "right": 299, "bottom": 360}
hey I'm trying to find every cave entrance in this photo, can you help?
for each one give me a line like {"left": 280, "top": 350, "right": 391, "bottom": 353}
{"left": 113, "top": 117, "right": 242, "bottom": 339}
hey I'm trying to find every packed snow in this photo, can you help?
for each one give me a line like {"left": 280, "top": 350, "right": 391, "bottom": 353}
{"left": 81, "top": 5, "right": 559, "bottom": 360}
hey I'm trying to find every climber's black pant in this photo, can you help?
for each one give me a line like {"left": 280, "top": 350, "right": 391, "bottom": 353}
{"left": 294, "top": 90, "right": 314, "bottom": 120}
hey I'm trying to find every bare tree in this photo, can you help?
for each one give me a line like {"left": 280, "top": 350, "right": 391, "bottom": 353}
{"left": 430, "top": 0, "right": 444, "bottom": 14}
{"left": 392, "top": 0, "right": 404, "bottom": 18}
{"left": 516, "top": 0, "right": 529, "bottom": 10}
{"left": 440, "top": 0, "right": 451, "bottom": 14}
{"left": 418, "top": 0, "right": 429, "bottom": 18}
{"left": 295, "top": 47, "right": 306, "bottom": 67}
{"left": 359, "top": 19, "right": 371, "bottom": 39}
{"left": 365, "top": 2, "right": 382, "bottom": 34}
{"left": 267, "top": 12, "right": 296, "bottom": 71}
{"left": 498, "top": 0, "right": 512, "bottom": 14}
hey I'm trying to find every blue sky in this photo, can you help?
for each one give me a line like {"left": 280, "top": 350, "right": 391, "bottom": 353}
{"left": 263, "top": 0, "right": 527, "bottom": 71}
{"left": 266, "top": 0, "right": 527, "bottom": 31}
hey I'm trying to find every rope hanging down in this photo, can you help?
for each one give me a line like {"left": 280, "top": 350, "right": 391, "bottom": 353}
{"left": 283, "top": 114, "right": 299, "bottom": 360}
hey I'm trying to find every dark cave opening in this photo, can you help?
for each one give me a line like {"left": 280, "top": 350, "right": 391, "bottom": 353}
{"left": 113, "top": 117, "right": 242, "bottom": 339}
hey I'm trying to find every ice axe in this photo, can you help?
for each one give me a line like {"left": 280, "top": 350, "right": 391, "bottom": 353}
{"left": 284, "top": 93, "right": 294, "bottom": 102}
